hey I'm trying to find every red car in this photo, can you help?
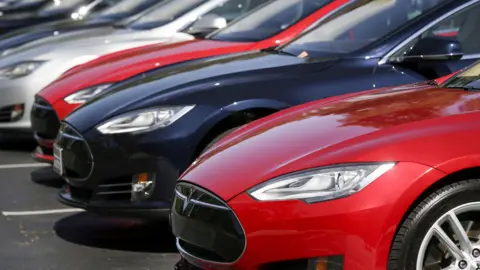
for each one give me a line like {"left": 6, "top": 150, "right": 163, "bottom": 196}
{"left": 31, "top": 0, "right": 349, "bottom": 163}
{"left": 171, "top": 62, "right": 480, "bottom": 270}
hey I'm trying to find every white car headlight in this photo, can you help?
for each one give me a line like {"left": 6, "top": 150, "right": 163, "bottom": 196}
{"left": 0, "top": 61, "right": 45, "bottom": 79}
{"left": 64, "top": 84, "right": 113, "bottom": 104}
{"left": 248, "top": 163, "right": 396, "bottom": 203}
{"left": 97, "top": 106, "right": 195, "bottom": 134}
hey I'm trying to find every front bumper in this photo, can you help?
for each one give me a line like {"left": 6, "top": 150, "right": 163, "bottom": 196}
{"left": 30, "top": 96, "right": 62, "bottom": 163}
{"left": 57, "top": 185, "right": 170, "bottom": 219}
{"left": 55, "top": 122, "right": 196, "bottom": 219}
{"left": 0, "top": 69, "right": 50, "bottom": 132}
{"left": 172, "top": 162, "right": 446, "bottom": 270}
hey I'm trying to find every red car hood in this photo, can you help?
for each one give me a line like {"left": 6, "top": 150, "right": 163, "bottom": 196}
{"left": 38, "top": 39, "right": 253, "bottom": 104}
{"left": 182, "top": 83, "right": 480, "bottom": 201}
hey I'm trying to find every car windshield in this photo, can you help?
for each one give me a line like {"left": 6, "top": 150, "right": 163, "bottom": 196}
{"left": 127, "top": 0, "right": 209, "bottom": 30}
{"left": 40, "top": 0, "right": 87, "bottom": 12}
{"left": 210, "top": 0, "right": 333, "bottom": 42}
{"left": 442, "top": 62, "right": 480, "bottom": 90}
{"left": 281, "top": 0, "right": 449, "bottom": 58}
{"left": 93, "top": 0, "right": 151, "bottom": 18}
{"left": 199, "top": 0, "right": 271, "bottom": 24}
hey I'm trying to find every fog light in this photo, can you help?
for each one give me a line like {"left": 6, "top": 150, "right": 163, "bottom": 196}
{"left": 11, "top": 104, "right": 24, "bottom": 121}
{"left": 310, "top": 256, "right": 343, "bottom": 270}
{"left": 131, "top": 172, "right": 156, "bottom": 201}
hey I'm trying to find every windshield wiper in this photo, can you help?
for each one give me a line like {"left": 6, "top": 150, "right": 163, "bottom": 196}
{"left": 427, "top": 80, "right": 438, "bottom": 86}
{"left": 261, "top": 47, "right": 298, "bottom": 57}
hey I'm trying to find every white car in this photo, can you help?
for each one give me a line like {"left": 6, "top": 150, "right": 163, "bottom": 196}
{"left": 0, "top": 0, "right": 264, "bottom": 139}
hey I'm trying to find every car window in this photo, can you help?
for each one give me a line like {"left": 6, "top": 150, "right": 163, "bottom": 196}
{"left": 71, "top": 0, "right": 121, "bottom": 20}
{"left": 389, "top": 2, "right": 480, "bottom": 62}
{"left": 210, "top": 0, "right": 333, "bottom": 42}
{"left": 203, "top": 0, "right": 270, "bottom": 22}
{"left": 94, "top": 0, "right": 152, "bottom": 17}
{"left": 441, "top": 61, "right": 480, "bottom": 89}
{"left": 128, "top": 0, "right": 209, "bottom": 30}
{"left": 280, "top": 0, "right": 449, "bottom": 57}
{"left": 40, "top": 0, "right": 86, "bottom": 12}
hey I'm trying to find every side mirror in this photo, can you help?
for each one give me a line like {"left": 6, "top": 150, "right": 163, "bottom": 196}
{"left": 401, "top": 36, "right": 464, "bottom": 62}
{"left": 186, "top": 14, "right": 227, "bottom": 38}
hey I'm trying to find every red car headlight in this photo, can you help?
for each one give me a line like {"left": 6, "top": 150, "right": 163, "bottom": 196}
{"left": 248, "top": 162, "right": 396, "bottom": 203}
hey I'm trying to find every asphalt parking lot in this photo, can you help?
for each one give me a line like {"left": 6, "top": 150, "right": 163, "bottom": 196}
{"left": 0, "top": 140, "right": 179, "bottom": 270}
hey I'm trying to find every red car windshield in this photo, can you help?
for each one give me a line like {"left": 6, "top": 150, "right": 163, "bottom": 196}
{"left": 442, "top": 61, "right": 480, "bottom": 90}
{"left": 209, "top": 0, "right": 334, "bottom": 42}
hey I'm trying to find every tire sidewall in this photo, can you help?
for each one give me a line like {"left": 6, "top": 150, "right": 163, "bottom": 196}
{"left": 396, "top": 181, "right": 480, "bottom": 269}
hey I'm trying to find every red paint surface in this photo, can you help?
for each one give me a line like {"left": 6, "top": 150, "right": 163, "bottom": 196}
{"left": 180, "top": 82, "right": 480, "bottom": 269}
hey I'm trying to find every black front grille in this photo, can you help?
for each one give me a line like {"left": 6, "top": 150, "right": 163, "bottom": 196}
{"left": 174, "top": 258, "right": 204, "bottom": 270}
{"left": 95, "top": 176, "right": 132, "bottom": 201}
{"left": 0, "top": 104, "right": 23, "bottom": 123}
{"left": 31, "top": 96, "right": 60, "bottom": 139}
{"left": 56, "top": 123, "right": 93, "bottom": 180}
{"left": 171, "top": 183, "right": 245, "bottom": 263}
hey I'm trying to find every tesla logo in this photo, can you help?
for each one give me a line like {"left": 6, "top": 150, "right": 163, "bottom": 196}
{"left": 181, "top": 188, "right": 196, "bottom": 217}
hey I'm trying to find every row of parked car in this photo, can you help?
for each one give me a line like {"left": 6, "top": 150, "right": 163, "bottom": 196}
{"left": 2, "top": 0, "right": 480, "bottom": 269}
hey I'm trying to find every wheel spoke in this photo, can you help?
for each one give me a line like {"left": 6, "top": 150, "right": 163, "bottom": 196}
{"left": 447, "top": 212, "right": 473, "bottom": 254}
{"left": 433, "top": 225, "right": 465, "bottom": 261}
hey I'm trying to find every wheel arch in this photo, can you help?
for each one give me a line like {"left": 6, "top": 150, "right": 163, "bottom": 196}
{"left": 385, "top": 165, "right": 480, "bottom": 264}
{"left": 192, "top": 99, "right": 290, "bottom": 161}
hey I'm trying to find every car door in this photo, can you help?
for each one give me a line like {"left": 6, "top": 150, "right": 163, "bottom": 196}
{"left": 381, "top": 0, "right": 480, "bottom": 80}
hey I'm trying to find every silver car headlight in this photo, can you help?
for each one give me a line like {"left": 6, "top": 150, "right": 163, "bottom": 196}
{"left": 97, "top": 106, "right": 195, "bottom": 134}
{"left": 64, "top": 84, "right": 113, "bottom": 104}
{"left": 0, "top": 61, "right": 45, "bottom": 79}
{"left": 248, "top": 163, "right": 396, "bottom": 203}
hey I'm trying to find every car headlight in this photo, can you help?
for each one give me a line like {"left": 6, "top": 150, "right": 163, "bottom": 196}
{"left": 0, "top": 61, "right": 45, "bottom": 79}
{"left": 64, "top": 84, "right": 113, "bottom": 104}
{"left": 97, "top": 106, "right": 195, "bottom": 134}
{"left": 248, "top": 163, "right": 396, "bottom": 203}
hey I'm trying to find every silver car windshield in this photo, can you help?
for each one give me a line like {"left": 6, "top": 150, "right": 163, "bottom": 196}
{"left": 95, "top": 0, "right": 151, "bottom": 17}
{"left": 128, "top": 0, "right": 209, "bottom": 30}
{"left": 41, "top": 0, "right": 87, "bottom": 12}
{"left": 210, "top": 0, "right": 333, "bottom": 42}
{"left": 281, "top": 0, "right": 449, "bottom": 57}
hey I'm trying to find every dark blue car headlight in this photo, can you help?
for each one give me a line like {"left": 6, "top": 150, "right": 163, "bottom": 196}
{"left": 96, "top": 106, "right": 195, "bottom": 134}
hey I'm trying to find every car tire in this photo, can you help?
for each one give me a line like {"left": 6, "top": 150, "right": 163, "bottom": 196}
{"left": 201, "top": 127, "right": 239, "bottom": 155}
{"left": 388, "top": 179, "right": 480, "bottom": 270}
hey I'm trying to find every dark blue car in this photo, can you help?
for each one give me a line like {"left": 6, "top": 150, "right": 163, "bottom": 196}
{"left": 56, "top": 0, "right": 480, "bottom": 219}
{"left": 0, "top": 0, "right": 159, "bottom": 49}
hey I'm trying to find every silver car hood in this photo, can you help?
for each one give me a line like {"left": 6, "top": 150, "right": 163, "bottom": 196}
{"left": 2, "top": 26, "right": 194, "bottom": 57}
{"left": 0, "top": 30, "right": 194, "bottom": 69}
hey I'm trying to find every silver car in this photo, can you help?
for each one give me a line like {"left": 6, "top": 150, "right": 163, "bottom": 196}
{"left": 0, "top": 0, "right": 261, "bottom": 138}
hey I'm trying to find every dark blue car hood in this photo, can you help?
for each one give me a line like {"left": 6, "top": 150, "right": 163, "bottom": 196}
{"left": 66, "top": 51, "right": 338, "bottom": 132}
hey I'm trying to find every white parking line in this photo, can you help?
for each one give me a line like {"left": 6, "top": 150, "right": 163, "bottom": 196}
{"left": 0, "top": 163, "right": 50, "bottom": 169}
{"left": 1, "top": 208, "right": 84, "bottom": 216}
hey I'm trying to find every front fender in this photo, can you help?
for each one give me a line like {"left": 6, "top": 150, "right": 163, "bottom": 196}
{"left": 192, "top": 99, "right": 290, "bottom": 153}
{"left": 221, "top": 99, "right": 290, "bottom": 112}
{"left": 434, "top": 155, "right": 480, "bottom": 174}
